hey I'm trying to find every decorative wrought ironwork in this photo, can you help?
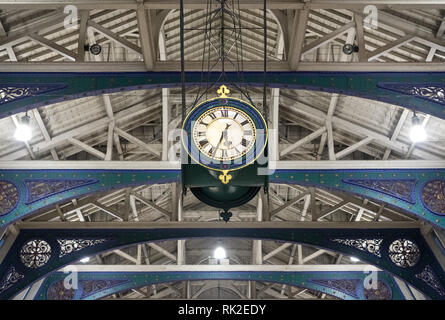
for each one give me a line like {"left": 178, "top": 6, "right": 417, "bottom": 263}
{"left": 343, "top": 178, "right": 416, "bottom": 203}
{"left": 46, "top": 279, "right": 128, "bottom": 300}
{"left": 388, "top": 239, "right": 420, "bottom": 268}
{"left": 20, "top": 239, "right": 52, "bottom": 268}
{"left": 0, "top": 267, "right": 24, "bottom": 294}
{"left": 0, "top": 181, "right": 19, "bottom": 216}
{"left": 57, "top": 238, "right": 107, "bottom": 258}
{"left": 364, "top": 280, "right": 392, "bottom": 300}
{"left": 47, "top": 280, "right": 75, "bottom": 300}
{"left": 415, "top": 265, "right": 445, "bottom": 297}
{"left": 24, "top": 178, "right": 98, "bottom": 204}
{"left": 422, "top": 180, "right": 445, "bottom": 215}
{"left": 378, "top": 83, "right": 445, "bottom": 106}
{"left": 309, "top": 279, "right": 361, "bottom": 299}
{"left": 80, "top": 279, "right": 129, "bottom": 299}
{"left": 332, "top": 238, "right": 382, "bottom": 257}
{"left": 0, "top": 84, "right": 66, "bottom": 105}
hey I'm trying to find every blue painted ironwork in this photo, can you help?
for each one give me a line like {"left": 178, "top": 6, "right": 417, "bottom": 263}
{"left": 363, "top": 280, "right": 393, "bottom": 300}
{"left": 272, "top": 169, "right": 445, "bottom": 230}
{"left": 19, "top": 239, "right": 52, "bottom": 269}
{"left": 0, "top": 167, "right": 444, "bottom": 231}
{"left": 388, "top": 239, "right": 421, "bottom": 268}
{"left": 24, "top": 178, "right": 98, "bottom": 205}
{"left": 2, "top": 72, "right": 445, "bottom": 120}
{"left": 308, "top": 279, "right": 362, "bottom": 299}
{"left": 331, "top": 238, "right": 382, "bottom": 257}
{"left": 342, "top": 179, "right": 416, "bottom": 204}
{"left": 415, "top": 265, "right": 445, "bottom": 297}
{"left": 0, "top": 267, "right": 23, "bottom": 295}
{"left": 0, "top": 169, "right": 181, "bottom": 227}
{"left": 0, "top": 84, "right": 66, "bottom": 106}
{"left": 34, "top": 270, "right": 403, "bottom": 300}
{"left": 0, "top": 181, "right": 19, "bottom": 216}
{"left": 57, "top": 238, "right": 108, "bottom": 258}
{"left": 0, "top": 225, "right": 443, "bottom": 299}
{"left": 377, "top": 83, "right": 445, "bottom": 106}
{"left": 422, "top": 180, "right": 445, "bottom": 215}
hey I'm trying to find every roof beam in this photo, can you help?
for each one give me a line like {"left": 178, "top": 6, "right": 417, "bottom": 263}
{"left": 131, "top": 192, "right": 172, "bottom": 219}
{"left": 114, "top": 126, "right": 161, "bottom": 159}
{"left": 28, "top": 33, "right": 77, "bottom": 61}
{"left": 269, "top": 191, "right": 310, "bottom": 218}
{"left": 301, "top": 21, "right": 355, "bottom": 55}
{"left": 367, "top": 34, "right": 415, "bottom": 61}
{"left": 335, "top": 136, "right": 374, "bottom": 160}
{"left": 67, "top": 137, "right": 106, "bottom": 160}
{"left": 59, "top": 263, "right": 380, "bottom": 272}
{"left": 282, "top": 99, "right": 441, "bottom": 159}
{"left": 20, "top": 220, "right": 420, "bottom": 230}
{"left": 0, "top": 160, "right": 444, "bottom": 170}
{"left": 262, "top": 243, "right": 292, "bottom": 262}
{"left": 1, "top": 1, "right": 443, "bottom": 10}
{"left": 137, "top": 4, "right": 156, "bottom": 70}
{"left": 87, "top": 21, "right": 142, "bottom": 56}
{"left": 76, "top": 10, "right": 89, "bottom": 62}
{"left": 354, "top": 14, "right": 367, "bottom": 62}
{"left": 280, "top": 127, "right": 326, "bottom": 157}
{"left": 288, "top": 8, "right": 309, "bottom": 69}
{"left": 4, "top": 61, "right": 445, "bottom": 72}
{"left": 32, "top": 109, "right": 59, "bottom": 160}
{"left": 383, "top": 109, "right": 410, "bottom": 160}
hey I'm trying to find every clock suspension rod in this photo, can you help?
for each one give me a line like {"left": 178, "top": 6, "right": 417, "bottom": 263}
{"left": 220, "top": 0, "right": 226, "bottom": 83}
{"left": 180, "top": 0, "right": 189, "bottom": 192}
{"left": 263, "top": 0, "right": 270, "bottom": 198}
{"left": 180, "top": 0, "right": 186, "bottom": 123}
{"left": 263, "top": 0, "right": 268, "bottom": 127}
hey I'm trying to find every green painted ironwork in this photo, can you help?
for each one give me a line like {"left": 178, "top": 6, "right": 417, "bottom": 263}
{"left": 0, "top": 169, "right": 180, "bottom": 226}
{"left": 1, "top": 72, "right": 445, "bottom": 120}
{"left": 0, "top": 225, "right": 443, "bottom": 299}
{"left": 34, "top": 270, "right": 403, "bottom": 300}
{"left": 272, "top": 168, "right": 445, "bottom": 230}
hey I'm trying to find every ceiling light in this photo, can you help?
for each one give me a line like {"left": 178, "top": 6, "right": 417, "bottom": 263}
{"left": 350, "top": 256, "right": 360, "bottom": 263}
{"left": 80, "top": 257, "right": 90, "bottom": 263}
{"left": 14, "top": 115, "right": 32, "bottom": 142}
{"left": 410, "top": 113, "right": 427, "bottom": 143}
{"left": 214, "top": 246, "right": 226, "bottom": 260}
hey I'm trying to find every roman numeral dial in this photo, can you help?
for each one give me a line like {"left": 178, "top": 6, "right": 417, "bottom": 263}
{"left": 193, "top": 106, "right": 256, "bottom": 161}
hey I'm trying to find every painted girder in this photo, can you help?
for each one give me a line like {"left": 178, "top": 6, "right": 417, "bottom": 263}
{"left": 33, "top": 269, "right": 403, "bottom": 300}
{"left": 0, "top": 167, "right": 181, "bottom": 226}
{"left": 1, "top": 161, "right": 444, "bottom": 231}
{"left": 0, "top": 222, "right": 443, "bottom": 299}
{"left": 1, "top": 71, "right": 445, "bottom": 120}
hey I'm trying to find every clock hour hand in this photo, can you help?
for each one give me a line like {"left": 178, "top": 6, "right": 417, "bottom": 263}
{"left": 222, "top": 126, "right": 232, "bottom": 148}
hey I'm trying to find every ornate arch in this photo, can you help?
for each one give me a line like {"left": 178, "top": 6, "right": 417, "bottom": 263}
{"left": 0, "top": 222, "right": 443, "bottom": 299}
{"left": 33, "top": 269, "right": 402, "bottom": 300}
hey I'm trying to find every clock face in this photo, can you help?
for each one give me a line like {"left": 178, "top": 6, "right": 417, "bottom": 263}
{"left": 182, "top": 95, "right": 267, "bottom": 173}
{"left": 192, "top": 107, "right": 256, "bottom": 161}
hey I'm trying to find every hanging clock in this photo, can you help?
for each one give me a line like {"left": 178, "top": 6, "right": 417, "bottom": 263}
{"left": 182, "top": 85, "right": 268, "bottom": 184}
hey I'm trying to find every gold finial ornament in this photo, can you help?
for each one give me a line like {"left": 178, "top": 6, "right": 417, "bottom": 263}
{"left": 217, "top": 85, "right": 230, "bottom": 98}
{"left": 218, "top": 170, "right": 233, "bottom": 184}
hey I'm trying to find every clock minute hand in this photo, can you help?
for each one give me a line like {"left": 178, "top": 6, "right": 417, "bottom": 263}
{"left": 215, "top": 123, "right": 231, "bottom": 154}
{"left": 215, "top": 131, "right": 225, "bottom": 152}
